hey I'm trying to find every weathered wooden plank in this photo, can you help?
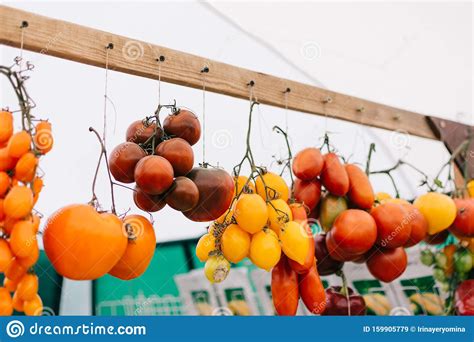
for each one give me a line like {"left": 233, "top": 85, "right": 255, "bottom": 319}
{"left": 0, "top": 5, "right": 440, "bottom": 139}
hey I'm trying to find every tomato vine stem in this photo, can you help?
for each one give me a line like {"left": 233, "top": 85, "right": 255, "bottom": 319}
{"left": 273, "top": 125, "right": 295, "bottom": 201}
{"left": 89, "top": 126, "right": 117, "bottom": 215}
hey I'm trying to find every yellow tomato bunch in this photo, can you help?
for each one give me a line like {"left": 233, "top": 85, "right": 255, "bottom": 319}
{"left": 0, "top": 110, "right": 53, "bottom": 316}
{"left": 196, "top": 172, "right": 311, "bottom": 283}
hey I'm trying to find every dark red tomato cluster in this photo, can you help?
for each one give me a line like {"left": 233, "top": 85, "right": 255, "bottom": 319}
{"left": 109, "top": 109, "right": 201, "bottom": 214}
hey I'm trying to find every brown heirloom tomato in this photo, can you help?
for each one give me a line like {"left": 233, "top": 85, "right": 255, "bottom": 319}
{"left": 325, "top": 233, "right": 361, "bottom": 262}
{"left": 299, "top": 264, "right": 326, "bottom": 314}
{"left": 293, "top": 178, "right": 321, "bottom": 211}
{"left": 109, "top": 142, "right": 146, "bottom": 183}
{"left": 320, "top": 153, "right": 349, "bottom": 196}
{"left": 163, "top": 109, "right": 201, "bottom": 146}
{"left": 366, "top": 247, "right": 407, "bottom": 282}
{"left": 134, "top": 156, "right": 174, "bottom": 195}
{"left": 109, "top": 215, "right": 156, "bottom": 280}
{"left": 126, "top": 120, "right": 163, "bottom": 144}
{"left": 327, "top": 209, "right": 377, "bottom": 256}
{"left": 314, "top": 233, "right": 344, "bottom": 275}
{"left": 165, "top": 177, "right": 199, "bottom": 212}
{"left": 133, "top": 186, "right": 166, "bottom": 212}
{"left": 183, "top": 167, "right": 234, "bottom": 222}
{"left": 292, "top": 147, "right": 324, "bottom": 181}
{"left": 271, "top": 255, "right": 299, "bottom": 316}
{"left": 43, "top": 205, "right": 127, "bottom": 280}
{"left": 424, "top": 230, "right": 449, "bottom": 245}
{"left": 155, "top": 138, "right": 194, "bottom": 177}
{"left": 345, "top": 164, "right": 374, "bottom": 209}
{"left": 371, "top": 202, "right": 411, "bottom": 248}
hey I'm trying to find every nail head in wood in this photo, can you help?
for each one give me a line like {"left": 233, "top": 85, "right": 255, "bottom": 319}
{"left": 20, "top": 21, "right": 28, "bottom": 28}
{"left": 322, "top": 96, "right": 332, "bottom": 104}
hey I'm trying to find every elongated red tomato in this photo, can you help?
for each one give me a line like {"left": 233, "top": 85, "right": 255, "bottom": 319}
{"left": 345, "top": 164, "right": 374, "bottom": 209}
{"left": 293, "top": 179, "right": 321, "bottom": 211}
{"left": 271, "top": 255, "right": 299, "bottom": 316}
{"left": 320, "top": 153, "right": 349, "bottom": 196}
{"left": 292, "top": 147, "right": 324, "bottom": 181}
{"left": 299, "top": 264, "right": 326, "bottom": 314}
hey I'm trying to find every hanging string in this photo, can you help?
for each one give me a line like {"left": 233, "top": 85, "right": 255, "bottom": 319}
{"left": 284, "top": 88, "right": 290, "bottom": 133}
{"left": 200, "top": 66, "right": 209, "bottom": 165}
{"left": 157, "top": 58, "right": 162, "bottom": 106}
{"left": 103, "top": 43, "right": 113, "bottom": 144}
{"left": 248, "top": 80, "right": 255, "bottom": 103}
{"left": 13, "top": 21, "right": 29, "bottom": 69}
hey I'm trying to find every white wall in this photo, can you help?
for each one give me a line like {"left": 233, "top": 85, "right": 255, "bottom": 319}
{"left": 1, "top": 1, "right": 471, "bottom": 314}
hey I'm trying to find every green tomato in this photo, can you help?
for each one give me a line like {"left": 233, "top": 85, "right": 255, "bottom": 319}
{"left": 454, "top": 248, "right": 473, "bottom": 274}
{"left": 420, "top": 249, "right": 434, "bottom": 266}
{"left": 440, "top": 282, "right": 450, "bottom": 292}
{"left": 433, "top": 267, "right": 446, "bottom": 282}
{"left": 435, "top": 252, "right": 447, "bottom": 269}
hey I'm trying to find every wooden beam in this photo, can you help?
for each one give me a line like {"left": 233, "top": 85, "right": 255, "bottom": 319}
{"left": 0, "top": 5, "right": 443, "bottom": 139}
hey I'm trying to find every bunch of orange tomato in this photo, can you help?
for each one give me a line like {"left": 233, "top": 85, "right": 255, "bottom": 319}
{"left": 0, "top": 110, "right": 53, "bottom": 316}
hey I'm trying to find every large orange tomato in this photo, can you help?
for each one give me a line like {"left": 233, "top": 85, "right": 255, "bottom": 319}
{"left": 109, "top": 215, "right": 156, "bottom": 280}
{"left": 371, "top": 202, "right": 411, "bottom": 248}
{"left": 366, "top": 247, "right": 407, "bottom": 283}
{"left": 43, "top": 204, "right": 127, "bottom": 280}
{"left": 327, "top": 209, "right": 377, "bottom": 256}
